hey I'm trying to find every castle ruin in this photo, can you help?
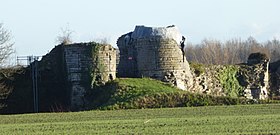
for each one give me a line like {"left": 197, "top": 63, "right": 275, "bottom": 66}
{"left": 1, "top": 25, "right": 278, "bottom": 114}
{"left": 63, "top": 43, "right": 116, "bottom": 110}
{"left": 117, "top": 25, "right": 272, "bottom": 99}
{"left": 36, "top": 42, "right": 116, "bottom": 111}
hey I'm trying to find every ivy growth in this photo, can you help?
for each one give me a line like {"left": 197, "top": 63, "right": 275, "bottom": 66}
{"left": 90, "top": 42, "right": 105, "bottom": 87}
{"left": 218, "top": 66, "right": 243, "bottom": 97}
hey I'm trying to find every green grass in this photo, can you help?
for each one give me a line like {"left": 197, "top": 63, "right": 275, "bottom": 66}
{"left": 88, "top": 78, "right": 185, "bottom": 109}
{"left": 112, "top": 78, "right": 181, "bottom": 101}
{"left": 88, "top": 78, "right": 257, "bottom": 110}
{"left": 0, "top": 104, "right": 279, "bottom": 134}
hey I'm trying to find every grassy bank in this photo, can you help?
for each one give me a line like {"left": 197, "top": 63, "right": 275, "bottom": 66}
{"left": 0, "top": 104, "right": 279, "bottom": 134}
{"left": 88, "top": 78, "right": 259, "bottom": 110}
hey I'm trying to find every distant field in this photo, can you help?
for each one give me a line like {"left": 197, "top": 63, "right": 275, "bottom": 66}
{"left": 0, "top": 104, "right": 279, "bottom": 134}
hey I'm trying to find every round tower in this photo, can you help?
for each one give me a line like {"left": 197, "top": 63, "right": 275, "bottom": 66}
{"left": 117, "top": 25, "right": 193, "bottom": 90}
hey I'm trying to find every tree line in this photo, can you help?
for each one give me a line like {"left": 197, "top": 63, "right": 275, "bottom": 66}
{"left": 185, "top": 37, "right": 280, "bottom": 65}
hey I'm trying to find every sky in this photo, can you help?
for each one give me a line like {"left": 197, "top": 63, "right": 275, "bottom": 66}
{"left": 1, "top": 0, "right": 280, "bottom": 56}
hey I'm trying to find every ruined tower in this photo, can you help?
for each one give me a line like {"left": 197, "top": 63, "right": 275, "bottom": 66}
{"left": 243, "top": 53, "right": 269, "bottom": 99}
{"left": 117, "top": 25, "right": 193, "bottom": 90}
{"left": 64, "top": 43, "right": 116, "bottom": 110}
{"left": 38, "top": 42, "right": 116, "bottom": 111}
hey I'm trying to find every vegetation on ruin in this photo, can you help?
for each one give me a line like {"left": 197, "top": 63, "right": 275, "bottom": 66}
{"left": 0, "top": 67, "right": 30, "bottom": 111}
{"left": 86, "top": 78, "right": 260, "bottom": 110}
{"left": 90, "top": 42, "right": 105, "bottom": 87}
{"left": 217, "top": 65, "right": 243, "bottom": 97}
{"left": 0, "top": 104, "right": 279, "bottom": 134}
{"left": 189, "top": 62, "right": 206, "bottom": 76}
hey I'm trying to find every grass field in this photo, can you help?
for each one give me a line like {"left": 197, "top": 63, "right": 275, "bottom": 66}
{"left": 0, "top": 104, "right": 279, "bottom": 134}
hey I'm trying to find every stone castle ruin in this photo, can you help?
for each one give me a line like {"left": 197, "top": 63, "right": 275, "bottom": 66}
{"left": 2, "top": 42, "right": 117, "bottom": 112}
{"left": 117, "top": 25, "right": 273, "bottom": 100}
{"left": 117, "top": 25, "right": 193, "bottom": 90}
{"left": 62, "top": 43, "right": 116, "bottom": 110}
{"left": 1, "top": 25, "right": 280, "bottom": 113}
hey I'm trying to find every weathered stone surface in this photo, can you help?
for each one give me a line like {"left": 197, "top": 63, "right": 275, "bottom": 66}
{"left": 187, "top": 52, "right": 270, "bottom": 99}
{"left": 131, "top": 25, "right": 183, "bottom": 45}
{"left": 189, "top": 65, "right": 225, "bottom": 96}
{"left": 117, "top": 25, "right": 193, "bottom": 90}
{"left": 241, "top": 53, "right": 269, "bottom": 99}
{"left": 62, "top": 43, "right": 116, "bottom": 111}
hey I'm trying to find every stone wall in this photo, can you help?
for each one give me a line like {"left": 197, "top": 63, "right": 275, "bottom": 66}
{"left": 240, "top": 62, "right": 269, "bottom": 99}
{"left": 63, "top": 44, "right": 93, "bottom": 111}
{"left": 117, "top": 32, "right": 138, "bottom": 77}
{"left": 189, "top": 53, "right": 270, "bottom": 99}
{"left": 189, "top": 65, "right": 225, "bottom": 96}
{"left": 63, "top": 43, "right": 116, "bottom": 111}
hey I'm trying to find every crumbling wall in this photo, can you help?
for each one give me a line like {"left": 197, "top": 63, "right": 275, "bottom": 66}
{"left": 0, "top": 42, "right": 117, "bottom": 113}
{"left": 63, "top": 44, "right": 93, "bottom": 111}
{"left": 37, "top": 45, "right": 70, "bottom": 111}
{"left": 91, "top": 44, "right": 116, "bottom": 85}
{"left": 63, "top": 43, "right": 116, "bottom": 111}
{"left": 239, "top": 53, "right": 269, "bottom": 99}
{"left": 117, "top": 32, "right": 138, "bottom": 77}
{"left": 190, "top": 64, "right": 225, "bottom": 96}
{"left": 189, "top": 52, "right": 270, "bottom": 99}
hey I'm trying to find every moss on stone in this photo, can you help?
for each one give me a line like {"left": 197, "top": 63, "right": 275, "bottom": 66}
{"left": 217, "top": 65, "right": 243, "bottom": 97}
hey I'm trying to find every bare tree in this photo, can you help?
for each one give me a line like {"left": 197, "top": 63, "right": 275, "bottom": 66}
{"left": 0, "top": 23, "right": 14, "bottom": 65}
{"left": 56, "top": 25, "right": 74, "bottom": 45}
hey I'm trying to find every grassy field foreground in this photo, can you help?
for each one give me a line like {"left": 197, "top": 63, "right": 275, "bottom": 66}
{"left": 0, "top": 104, "right": 280, "bottom": 134}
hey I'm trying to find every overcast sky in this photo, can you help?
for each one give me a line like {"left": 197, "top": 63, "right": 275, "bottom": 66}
{"left": 1, "top": 0, "right": 280, "bottom": 56}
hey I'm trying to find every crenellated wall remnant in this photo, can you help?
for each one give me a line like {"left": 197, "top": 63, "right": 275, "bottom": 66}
{"left": 117, "top": 25, "right": 193, "bottom": 90}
